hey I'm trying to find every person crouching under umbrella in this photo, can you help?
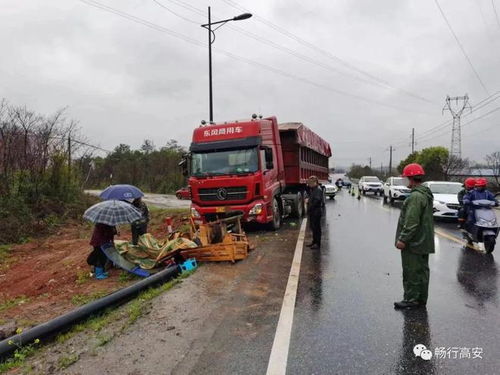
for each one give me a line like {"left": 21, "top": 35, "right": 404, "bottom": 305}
{"left": 88, "top": 223, "right": 117, "bottom": 280}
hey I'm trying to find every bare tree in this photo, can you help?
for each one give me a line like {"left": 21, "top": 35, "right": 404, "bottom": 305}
{"left": 443, "top": 155, "right": 469, "bottom": 181}
{"left": 485, "top": 151, "right": 500, "bottom": 186}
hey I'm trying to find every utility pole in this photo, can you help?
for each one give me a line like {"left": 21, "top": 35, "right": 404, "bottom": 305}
{"left": 368, "top": 157, "right": 372, "bottom": 169}
{"left": 388, "top": 145, "right": 394, "bottom": 175}
{"left": 411, "top": 128, "right": 415, "bottom": 153}
{"left": 442, "top": 95, "right": 472, "bottom": 159}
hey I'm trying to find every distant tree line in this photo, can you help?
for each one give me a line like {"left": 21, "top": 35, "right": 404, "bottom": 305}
{"left": 82, "top": 140, "right": 187, "bottom": 194}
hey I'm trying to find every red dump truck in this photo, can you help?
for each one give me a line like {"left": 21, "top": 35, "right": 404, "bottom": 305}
{"left": 185, "top": 115, "right": 331, "bottom": 229}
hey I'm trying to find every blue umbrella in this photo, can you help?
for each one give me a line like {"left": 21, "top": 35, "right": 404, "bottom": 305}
{"left": 100, "top": 184, "right": 144, "bottom": 201}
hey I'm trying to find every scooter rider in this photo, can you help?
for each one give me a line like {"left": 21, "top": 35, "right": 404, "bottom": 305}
{"left": 457, "top": 178, "right": 476, "bottom": 229}
{"left": 463, "top": 178, "right": 498, "bottom": 224}
{"left": 463, "top": 178, "right": 498, "bottom": 205}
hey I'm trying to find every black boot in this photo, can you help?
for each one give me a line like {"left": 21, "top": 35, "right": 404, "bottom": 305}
{"left": 306, "top": 243, "right": 315, "bottom": 247}
{"left": 310, "top": 244, "right": 320, "bottom": 249}
{"left": 394, "top": 300, "right": 422, "bottom": 309}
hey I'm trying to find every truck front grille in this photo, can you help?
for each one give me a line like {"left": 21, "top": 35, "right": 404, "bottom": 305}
{"left": 446, "top": 203, "right": 460, "bottom": 210}
{"left": 198, "top": 186, "right": 247, "bottom": 201}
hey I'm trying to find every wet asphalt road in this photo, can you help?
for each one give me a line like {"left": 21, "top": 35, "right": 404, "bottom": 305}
{"left": 288, "top": 190, "right": 499, "bottom": 375}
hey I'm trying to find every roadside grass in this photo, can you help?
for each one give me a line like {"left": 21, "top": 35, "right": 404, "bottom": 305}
{"left": 118, "top": 271, "right": 142, "bottom": 283}
{"left": 57, "top": 269, "right": 196, "bottom": 345}
{"left": 0, "top": 270, "right": 197, "bottom": 374}
{"left": 0, "top": 296, "right": 30, "bottom": 313}
{"left": 0, "top": 245, "right": 14, "bottom": 271}
{"left": 0, "top": 340, "right": 40, "bottom": 374}
{"left": 75, "top": 270, "right": 92, "bottom": 285}
{"left": 0, "top": 245, "right": 11, "bottom": 262}
{"left": 57, "top": 353, "right": 79, "bottom": 369}
{"left": 71, "top": 291, "right": 108, "bottom": 306}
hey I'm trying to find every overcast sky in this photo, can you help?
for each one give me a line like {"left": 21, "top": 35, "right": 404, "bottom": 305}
{"left": 1, "top": 0, "right": 500, "bottom": 168}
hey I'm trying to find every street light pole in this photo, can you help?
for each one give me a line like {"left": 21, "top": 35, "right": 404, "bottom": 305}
{"left": 201, "top": 8, "right": 252, "bottom": 123}
{"left": 208, "top": 6, "right": 213, "bottom": 123}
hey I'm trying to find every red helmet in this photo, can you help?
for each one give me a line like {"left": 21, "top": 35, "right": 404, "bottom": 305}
{"left": 402, "top": 163, "right": 425, "bottom": 177}
{"left": 475, "top": 178, "right": 488, "bottom": 187}
{"left": 464, "top": 177, "right": 476, "bottom": 189}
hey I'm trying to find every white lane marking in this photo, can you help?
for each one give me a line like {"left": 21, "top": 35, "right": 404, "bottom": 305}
{"left": 266, "top": 219, "right": 307, "bottom": 375}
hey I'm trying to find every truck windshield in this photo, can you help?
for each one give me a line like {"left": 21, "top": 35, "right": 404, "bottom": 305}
{"left": 192, "top": 148, "right": 259, "bottom": 176}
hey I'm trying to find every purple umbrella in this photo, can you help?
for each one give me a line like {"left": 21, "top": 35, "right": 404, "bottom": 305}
{"left": 99, "top": 184, "right": 144, "bottom": 201}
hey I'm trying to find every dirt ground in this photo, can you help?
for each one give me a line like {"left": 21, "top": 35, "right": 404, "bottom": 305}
{"left": 0, "top": 210, "right": 189, "bottom": 328}
{"left": 16, "top": 222, "right": 300, "bottom": 375}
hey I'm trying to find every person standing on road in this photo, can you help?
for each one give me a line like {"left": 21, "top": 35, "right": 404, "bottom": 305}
{"left": 131, "top": 197, "right": 149, "bottom": 245}
{"left": 306, "top": 175, "right": 323, "bottom": 249}
{"left": 394, "top": 163, "right": 435, "bottom": 310}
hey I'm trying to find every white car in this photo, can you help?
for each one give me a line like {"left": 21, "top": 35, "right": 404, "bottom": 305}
{"left": 423, "top": 181, "right": 463, "bottom": 219}
{"left": 324, "top": 182, "right": 338, "bottom": 200}
{"left": 383, "top": 177, "right": 411, "bottom": 203}
{"left": 359, "top": 176, "right": 384, "bottom": 196}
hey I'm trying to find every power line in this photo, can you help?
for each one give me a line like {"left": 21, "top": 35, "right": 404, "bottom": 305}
{"left": 493, "top": 0, "right": 500, "bottom": 28}
{"left": 434, "top": 0, "right": 490, "bottom": 95}
{"left": 78, "top": 0, "right": 431, "bottom": 115}
{"left": 416, "top": 105, "right": 500, "bottom": 144}
{"left": 390, "top": 91, "right": 500, "bottom": 147}
{"left": 151, "top": 0, "right": 200, "bottom": 25}
{"left": 154, "top": 0, "right": 435, "bottom": 107}
{"left": 219, "top": 0, "right": 435, "bottom": 105}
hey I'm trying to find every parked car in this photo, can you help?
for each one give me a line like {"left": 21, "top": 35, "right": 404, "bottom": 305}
{"left": 359, "top": 176, "right": 384, "bottom": 196}
{"left": 383, "top": 177, "right": 411, "bottom": 204}
{"left": 423, "top": 181, "right": 463, "bottom": 219}
{"left": 324, "top": 182, "right": 338, "bottom": 200}
{"left": 175, "top": 186, "right": 191, "bottom": 200}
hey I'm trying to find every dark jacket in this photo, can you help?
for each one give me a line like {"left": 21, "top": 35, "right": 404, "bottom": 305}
{"left": 307, "top": 186, "right": 324, "bottom": 217}
{"left": 396, "top": 185, "right": 435, "bottom": 254}
{"left": 457, "top": 188, "right": 466, "bottom": 206}
{"left": 463, "top": 189, "right": 498, "bottom": 206}
{"left": 90, "top": 224, "right": 117, "bottom": 247}
{"left": 132, "top": 200, "right": 150, "bottom": 225}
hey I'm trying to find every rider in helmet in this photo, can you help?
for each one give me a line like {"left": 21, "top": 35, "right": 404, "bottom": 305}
{"left": 463, "top": 178, "right": 498, "bottom": 225}
{"left": 394, "top": 163, "right": 435, "bottom": 310}
{"left": 457, "top": 178, "right": 476, "bottom": 229}
{"left": 463, "top": 178, "right": 497, "bottom": 205}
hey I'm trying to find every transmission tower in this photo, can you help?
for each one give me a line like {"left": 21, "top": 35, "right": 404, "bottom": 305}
{"left": 442, "top": 94, "right": 471, "bottom": 159}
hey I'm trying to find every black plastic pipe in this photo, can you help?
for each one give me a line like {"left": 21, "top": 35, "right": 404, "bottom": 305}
{"left": 0, "top": 265, "right": 180, "bottom": 361}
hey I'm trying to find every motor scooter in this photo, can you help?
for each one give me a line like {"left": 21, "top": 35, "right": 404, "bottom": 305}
{"left": 463, "top": 199, "right": 499, "bottom": 253}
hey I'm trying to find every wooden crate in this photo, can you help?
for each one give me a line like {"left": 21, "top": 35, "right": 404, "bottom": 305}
{"left": 180, "top": 233, "right": 249, "bottom": 263}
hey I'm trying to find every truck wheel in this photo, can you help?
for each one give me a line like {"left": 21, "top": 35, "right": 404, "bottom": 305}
{"left": 484, "top": 236, "right": 496, "bottom": 253}
{"left": 291, "top": 192, "right": 304, "bottom": 218}
{"left": 269, "top": 198, "right": 281, "bottom": 230}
